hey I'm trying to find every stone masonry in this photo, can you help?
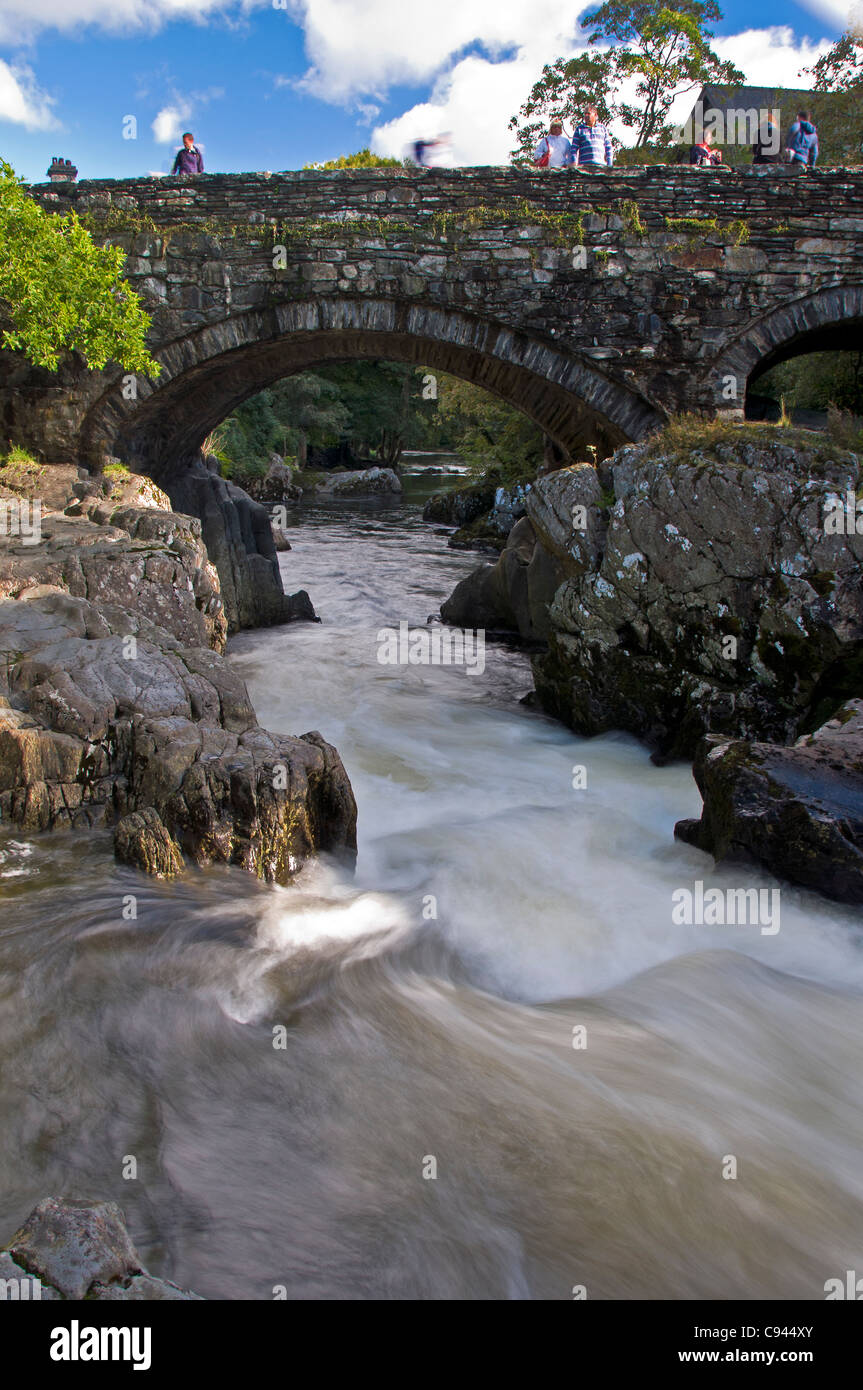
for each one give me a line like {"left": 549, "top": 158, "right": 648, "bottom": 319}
{"left": 0, "top": 165, "right": 861, "bottom": 483}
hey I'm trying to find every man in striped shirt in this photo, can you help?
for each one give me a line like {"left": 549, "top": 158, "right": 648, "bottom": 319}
{"left": 571, "top": 105, "right": 614, "bottom": 168}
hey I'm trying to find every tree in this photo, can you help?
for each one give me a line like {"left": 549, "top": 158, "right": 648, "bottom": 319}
{"left": 804, "top": 10, "right": 863, "bottom": 92}
{"left": 312, "top": 361, "right": 432, "bottom": 465}
{"left": 433, "top": 374, "right": 544, "bottom": 482}
{"left": 302, "top": 148, "right": 405, "bottom": 170}
{"left": 509, "top": 0, "right": 743, "bottom": 159}
{"left": 269, "top": 373, "right": 350, "bottom": 465}
{"left": 0, "top": 160, "right": 159, "bottom": 375}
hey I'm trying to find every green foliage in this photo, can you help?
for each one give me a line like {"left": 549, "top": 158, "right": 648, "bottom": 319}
{"left": 509, "top": 0, "right": 743, "bottom": 158}
{"left": 213, "top": 364, "right": 543, "bottom": 486}
{"left": 665, "top": 215, "right": 717, "bottom": 230}
{"left": 804, "top": 18, "right": 863, "bottom": 94}
{"left": 103, "top": 461, "right": 131, "bottom": 477}
{"left": 302, "top": 148, "right": 406, "bottom": 170}
{"left": 0, "top": 161, "right": 160, "bottom": 375}
{"left": 620, "top": 199, "right": 647, "bottom": 235}
{"left": 216, "top": 363, "right": 440, "bottom": 475}
{"left": 755, "top": 350, "right": 863, "bottom": 415}
{"left": 433, "top": 373, "right": 544, "bottom": 483}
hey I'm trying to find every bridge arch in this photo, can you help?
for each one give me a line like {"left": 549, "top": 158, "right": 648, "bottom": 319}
{"left": 712, "top": 286, "right": 863, "bottom": 412}
{"left": 80, "top": 298, "right": 664, "bottom": 481}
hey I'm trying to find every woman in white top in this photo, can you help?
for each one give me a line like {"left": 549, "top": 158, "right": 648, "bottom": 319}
{"left": 533, "top": 118, "right": 572, "bottom": 168}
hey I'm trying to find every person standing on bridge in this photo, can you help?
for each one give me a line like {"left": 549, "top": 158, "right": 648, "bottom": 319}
{"left": 570, "top": 106, "right": 613, "bottom": 168}
{"left": 171, "top": 132, "right": 205, "bottom": 177}
{"left": 785, "top": 111, "right": 818, "bottom": 168}
{"left": 533, "top": 118, "right": 571, "bottom": 168}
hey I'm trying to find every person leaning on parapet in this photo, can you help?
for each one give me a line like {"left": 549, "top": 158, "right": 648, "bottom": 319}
{"left": 533, "top": 118, "right": 572, "bottom": 168}
{"left": 752, "top": 110, "right": 782, "bottom": 164}
{"left": 689, "top": 126, "right": 722, "bottom": 166}
{"left": 171, "top": 132, "right": 205, "bottom": 176}
{"left": 785, "top": 111, "right": 818, "bottom": 168}
{"left": 570, "top": 105, "right": 613, "bottom": 169}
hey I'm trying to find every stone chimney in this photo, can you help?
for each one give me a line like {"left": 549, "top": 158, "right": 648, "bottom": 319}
{"left": 46, "top": 157, "right": 78, "bottom": 183}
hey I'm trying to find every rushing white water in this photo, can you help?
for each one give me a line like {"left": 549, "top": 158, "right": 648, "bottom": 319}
{"left": 1, "top": 469, "right": 862, "bottom": 1300}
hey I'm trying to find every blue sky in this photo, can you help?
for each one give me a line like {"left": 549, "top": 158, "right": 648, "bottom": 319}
{"left": 0, "top": 0, "right": 849, "bottom": 182}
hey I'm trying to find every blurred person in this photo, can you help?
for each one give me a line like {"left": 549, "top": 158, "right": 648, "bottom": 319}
{"left": 411, "top": 136, "right": 450, "bottom": 167}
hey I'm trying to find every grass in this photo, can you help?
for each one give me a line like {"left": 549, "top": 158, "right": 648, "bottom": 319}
{"left": 645, "top": 413, "right": 861, "bottom": 467}
{"left": 103, "top": 461, "right": 131, "bottom": 477}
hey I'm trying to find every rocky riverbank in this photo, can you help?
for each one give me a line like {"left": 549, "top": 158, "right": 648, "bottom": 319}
{"left": 423, "top": 480, "right": 528, "bottom": 551}
{"left": 440, "top": 423, "right": 863, "bottom": 903}
{"left": 0, "top": 460, "right": 357, "bottom": 882}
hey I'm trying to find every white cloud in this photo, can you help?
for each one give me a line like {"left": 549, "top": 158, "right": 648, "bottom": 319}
{"left": 0, "top": 0, "right": 269, "bottom": 45}
{"left": 0, "top": 59, "right": 57, "bottom": 128}
{"left": 714, "top": 26, "right": 833, "bottom": 88}
{"left": 372, "top": 25, "right": 838, "bottom": 166}
{"left": 152, "top": 101, "right": 193, "bottom": 143}
{"left": 799, "top": 0, "right": 858, "bottom": 29}
{"left": 151, "top": 86, "right": 223, "bottom": 143}
{"left": 287, "top": 0, "right": 587, "bottom": 101}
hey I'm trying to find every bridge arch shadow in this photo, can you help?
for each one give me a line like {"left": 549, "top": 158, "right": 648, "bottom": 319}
{"left": 712, "top": 286, "right": 863, "bottom": 417}
{"left": 81, "top": 299, "right": 664, "bottom": 481}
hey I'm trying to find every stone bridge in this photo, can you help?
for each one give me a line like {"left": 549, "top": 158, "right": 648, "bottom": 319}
{"left": 3, "top": 165, "right": 862, "bottom": 482}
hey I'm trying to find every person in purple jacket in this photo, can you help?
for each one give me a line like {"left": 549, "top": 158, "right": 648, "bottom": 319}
{"left": 570, "top": 105, "right": 614, "bottom": 168}
{"left": 171, "top": 132, "right": 205, "bottom": 176}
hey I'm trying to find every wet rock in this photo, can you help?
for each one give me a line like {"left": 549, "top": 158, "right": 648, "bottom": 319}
{"left": 2, "top": 1198, "right": 203, "bottom": 1300}
{"left": 441, "top": 517, "right": 565, "bottom": 640}
{"left": 0, "top": 592, "right": 357, "bottom": 882}
{"left": 675, "top": 699, "right": 863, "bottom": 904}
{"left": 529, "top": 431, "right": 863, "bottom": 758}
{"left": 114, "top": 807, "right": 185, "bottom": 877}
{"left": 422, "top": 482, "right": 495, "bottom": 527}
{"left": 6, "top": 1198, "right": 141, "bottom": 1301}
{"left": 0, "top": 1249, "right": 61, "bottom": 1298}
{"left": 91, "top": 1274, "right": 203, "bottom": 1301}
{"left": 310, "top": 466, "right": 401, "bottom": 497}
{"left": 164, "top": 457, "right": 311, "bottom": 632}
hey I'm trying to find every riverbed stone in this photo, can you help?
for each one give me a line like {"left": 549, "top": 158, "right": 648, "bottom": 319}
{"left": 2, "top": 1199, "right": 204, "bottom": 1300}
{"left": 675, "top": 700, "right": 863, "bottom": 904}
{"left": 6, "top": 1198, "right": 142, "bottom": 1301}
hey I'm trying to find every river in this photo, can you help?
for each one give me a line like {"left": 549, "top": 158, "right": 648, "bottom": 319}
{"left": 1, "top": 457, "right": 862, "bottom": 1300}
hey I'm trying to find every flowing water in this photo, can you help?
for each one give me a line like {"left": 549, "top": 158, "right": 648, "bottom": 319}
{"left": 2, "top": 459, "right": 863, "bottom": 1300}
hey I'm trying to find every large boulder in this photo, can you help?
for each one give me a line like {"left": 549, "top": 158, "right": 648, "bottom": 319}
{"left": 675, "top": 699, "right": 863, "bottom": 905}
{"left": 441, "top": 517, "right": 565, "bottom": 640}
{"left": 310, "top": 466, "right": 402, "bottom": 497}
{"left": 529, "top": 428, "right": 863, "bottom": 759}
{"left": 2, "top": 1197, "right": 202, "bottom": 1300}
{"left": 164, "top": 457, "right": 313, "bottom": 632}
{"left": 0, "top": 591, "right": 357, "bottom": 882}
{"left": 423, "top": 482, "right": 495, "bottom": 526}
